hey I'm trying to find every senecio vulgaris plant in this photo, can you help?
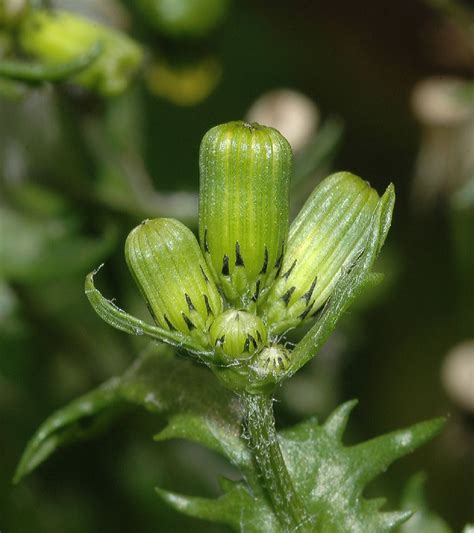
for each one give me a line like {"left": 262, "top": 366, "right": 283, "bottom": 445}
{"left": 16, "top": 122, "right": 444, "bottom": 532}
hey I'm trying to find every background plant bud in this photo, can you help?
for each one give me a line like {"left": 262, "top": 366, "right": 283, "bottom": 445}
{"left": 18, "top": 9, "right": 143, "bottom": 96}
{"left": 125, "top": 218, "right": 222, "bottom": 346}
{"left": 263, "top": 172, "right": 380, "bottom": 334}
{"left": 246, "top": 89, "right": 319, "bottom": 154}
{"left": 145, "top": 57, "right": 221, "bottom": 107}
{"left": 209, "top": 310, "right": 267, "bottom": 364}
{"left": 0, "top": 0, "right": 28, "bottom": 28}
{"left": 137, "top": 0, "right": 230, "bottom": 38}
{"left": 199, "top": 121, "right": 292, "bottom": 307}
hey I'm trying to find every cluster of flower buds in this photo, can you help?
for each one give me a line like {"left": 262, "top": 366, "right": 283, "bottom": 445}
{"left": 1, "top": 1, "right": 231, "bottom": 100}
{"left": 87, "top": 121, "right": 393, "bottom": 393}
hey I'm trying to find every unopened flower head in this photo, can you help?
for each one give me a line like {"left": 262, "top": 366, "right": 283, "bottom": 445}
{"left": 262, "top": 172, "right": 380, "bottom": 334}
{"left": 199, "top": 121, "right": 292, "bottom": 308}
{"left": 209, "top": 310, "right": 267, "bottom": 364}
{"left": 251, "top": 344, "right": 291, "bottom": 381}
{"left": 125, "top": 218, "right": 222, "bottom": 347}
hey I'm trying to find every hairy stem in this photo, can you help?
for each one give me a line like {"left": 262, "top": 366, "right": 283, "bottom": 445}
{"left": 242, "top": 392, "right": 315, "bottom": 532}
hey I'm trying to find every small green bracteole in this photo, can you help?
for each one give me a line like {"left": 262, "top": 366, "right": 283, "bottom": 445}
{"left": 85, "top": 120, "right": 395, "bottom": 395}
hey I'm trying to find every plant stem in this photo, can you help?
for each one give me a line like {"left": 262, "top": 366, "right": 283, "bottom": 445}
{"left": 242, "top": 392, "right": 315, "bottom": 532}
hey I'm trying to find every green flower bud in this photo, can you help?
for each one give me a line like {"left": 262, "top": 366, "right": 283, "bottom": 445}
{"left": 125, "top": 218, "right": 222, "bottom": 347}
{"left": 212, "top": 344, "right": 291, "bottom": 394}
{"left": 18, "top": 10, "right": 143, "bottom": 96}
{"left": 199, "top": 121, "right": 292, "bottom": 308}
{"left": 251, "top": 344, "right": 291, "bottom": 381}
{"left": 262, "top": 172, "right": 380, "bottom": 334}
{"left": 209, "top": 309, "right": 267, "bottom": 364}
{"left": 137, "top": 0, "right": 230, "bottom": 38}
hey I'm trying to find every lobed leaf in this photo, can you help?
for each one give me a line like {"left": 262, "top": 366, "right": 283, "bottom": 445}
{"left": 156, "top": 400, "right": 443, "bottom": 532}
{"left": 348, "top": 418, "right": 445, "bottom": 489}
{"left": 278, "top": 400, "right": 444, "bottom": 532}
{"left": 16, "top": 348, "right": 444, "bottom": 533}
{"left": 14, "top": 377, "right": 125, "bottom": 483}
{"left": 154, "top": 412, "right": 253, "bottom": 478}
{"left": 157, "top": 479, "right": 277, "bottom": 533}
{"left": 15, "top": 346, "right": 242, "bottom": 482}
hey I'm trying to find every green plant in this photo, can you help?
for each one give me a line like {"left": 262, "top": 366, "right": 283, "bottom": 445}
{"left": 14, "top": 121, "right": 445, "bottom": 532}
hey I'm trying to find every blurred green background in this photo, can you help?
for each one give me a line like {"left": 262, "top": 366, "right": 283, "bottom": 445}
{"left": 1, "top": 0, "right": 473, "bottom": 531}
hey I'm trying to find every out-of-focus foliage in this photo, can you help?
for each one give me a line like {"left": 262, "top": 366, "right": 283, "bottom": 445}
{"left": 398, "top": 473, "right": 452, "bottom": 533}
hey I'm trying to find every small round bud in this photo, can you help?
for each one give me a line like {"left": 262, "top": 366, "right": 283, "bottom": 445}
{"left": 125, "top": 218, "right": 222, "bottom": 347}
{"left": 137, "top": 0, "right": 230, "bottom": 38}
{"left": 251, "top": 344, "right": 291, "bottom": 379}
{"left": 209, "top": 310, "right": 267, "bottom": 364}
{"left": 262, "top": 172, "right": 380, "bottom": 334}
{"left": 199, "top": 121, "right": 292, "bottom": 308}
{"left": 18, "top": 10, "right": 143, "bottom": 96}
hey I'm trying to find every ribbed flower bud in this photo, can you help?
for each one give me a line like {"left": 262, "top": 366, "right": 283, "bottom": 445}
{"left": 262, "top": 172, "right": 380, "bottom": 334}
{"left": 199, "top": 121, "right": 292, "bottom": 308}
{"left": 18, "top": 10, "right": 143, "bottom": 96}
{"left": 209, "top": 310, "right": 267, "bottom": 364}
{"left": 125, "top": 218, "right": 222, "bottom": 347}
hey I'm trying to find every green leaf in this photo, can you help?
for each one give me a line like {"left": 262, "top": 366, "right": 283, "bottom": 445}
{"left": 157, "top": 400, "right": 444, "bottom": 532}
{"left": 85, "top": 267, "right": 212, "bottom": 357}
{"left": 349, "top": 419, "right": 445, "bottom": 489}
{"left": 14, "top": 377, "right": 125, "bottom": 483}
{"left": 278, "top": 401, "right": 444, "bottom": 532}
{"left": 0, "top": 42, "right": 102, "bottom": 83}
{"left": 16, "top": 347, "right": 444, "bottom": 533}
{"left": 154, "top": 412, "right": 252, "bottom": 477}
{"left": 397, "top": 473, "right": 452, "bottom": 533}
{"left": 286, "top": 183, "right": 395, "bottom": 378}
{"left": 15, "top": 345, "right": 241, "bottom": 482}
{"left": 123, "top": 345, "right": 256, "bottom": 478}
{"left": 157, "top": 479, "right": 277, "bottom": 533}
